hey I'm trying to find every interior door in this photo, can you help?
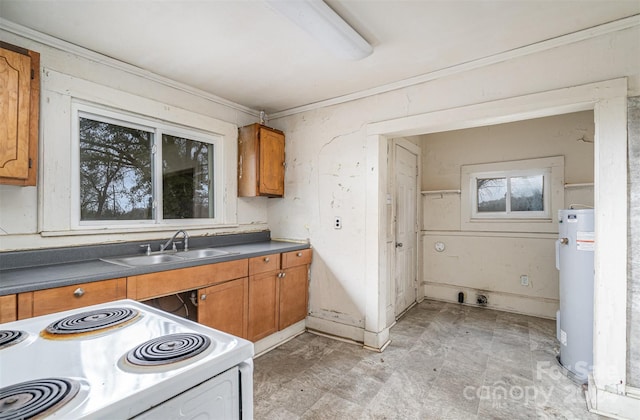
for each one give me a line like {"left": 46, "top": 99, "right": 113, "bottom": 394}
{"left": 394, "top": 143, "right": 418, "bottom": 317}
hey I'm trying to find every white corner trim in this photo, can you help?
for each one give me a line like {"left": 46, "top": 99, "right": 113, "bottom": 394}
{"left": 270, "top": 15, "right": 640, "bottom": 119}
{"left": 587, "top": 375, "right": 640, "bottom": 420}
{"left": 0, "top": 18, "right": 259, "bottom": 118}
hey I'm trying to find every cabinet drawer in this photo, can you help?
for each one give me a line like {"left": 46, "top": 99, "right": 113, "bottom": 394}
{"left": 282, "top": 249, "right": 312, "bottom": 269}
{"left": 128, "top": 259, "right": 248, "bottom": 301}
{"left": 249, "top": 253, "right": 280, "bottom": 275}
{"left": 18, "top": 278, "right": 127, "bottom": 319}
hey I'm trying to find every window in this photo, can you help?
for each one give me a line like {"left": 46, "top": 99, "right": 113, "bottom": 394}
{"left": 460, "top": 156, "right": 564, "bottom": 233}
{"left": 75, "top": 104, "right": 222, "bottom": 227}
{"left": 472, "top": 169, "right": 549, "bottom": 219}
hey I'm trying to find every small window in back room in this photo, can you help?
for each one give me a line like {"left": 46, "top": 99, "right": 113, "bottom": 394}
{"left": 76, "top": 105, "right": 221, "bottom": 227}
{"left": 476, "top": 173, "right": 545, "bottom": 215}
{"left": 471, "top": 169, "right": 549, "bottom": 219}
{"left": 460, "top": 156, "right": 564, "bottom": 232}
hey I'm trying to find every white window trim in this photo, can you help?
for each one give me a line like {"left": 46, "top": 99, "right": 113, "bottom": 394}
{"left": 461, "top": 156, "right": 564, "bottom": 233}
{"left": 71, "top": 101, "right": 226, "bottom": 231}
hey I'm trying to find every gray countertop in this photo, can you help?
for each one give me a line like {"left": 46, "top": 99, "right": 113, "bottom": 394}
{"left": 0, "top": 240, "right": 309, "bottom": 296}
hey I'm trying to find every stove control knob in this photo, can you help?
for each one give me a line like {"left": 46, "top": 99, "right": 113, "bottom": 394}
{"left": 74, "top": 288, "right": 85, "bottom": 298}
{"left": 200, "top": 294, "right": 207, "bottom": 301}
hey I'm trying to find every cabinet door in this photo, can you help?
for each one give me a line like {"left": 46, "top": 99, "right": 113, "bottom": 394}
{"left": 279, "top": 265, "right": 309, "bottom": 330}
{"left": 198, "top": 278, "right": 248, "bottom": 339}
{"left": 258, "top": 127, "right": 285, "bottom": 196}
{"left": 0, "top": 44, "right": 39, "bottom": 186}
{"left": 247, "top": 271, "right": 279, "bottom": 342}
{"left": 0, "top": 295, "right": 17, "bottom": 323}
{"left": 17, "top": 278, "right": 127, "bottom": 319}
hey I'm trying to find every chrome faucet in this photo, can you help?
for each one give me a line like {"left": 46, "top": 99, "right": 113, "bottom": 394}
{"left": 160, "top": 230, "right": 189, "bottom": 252}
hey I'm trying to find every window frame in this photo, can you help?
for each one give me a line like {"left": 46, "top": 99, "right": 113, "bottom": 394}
{"left": 460, "top": 156, "right": 564, "bottom": 233}
{"left": 71, "top": 102, "right": 225, "bottom": 230}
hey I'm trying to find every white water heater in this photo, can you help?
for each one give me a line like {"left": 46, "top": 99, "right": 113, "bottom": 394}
{"left": 555, "top": 208, "right": 594, "bottom": 382}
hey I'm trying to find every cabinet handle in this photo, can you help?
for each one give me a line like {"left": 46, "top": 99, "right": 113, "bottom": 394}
{"left": 200, "top": 294, "right": 207, "bottom": 301}
{"left": 278, "top": 272, "right": 286, "bottom": 278}
{"left": 264, "top": 257, "right": 270, "bottom": 263}
{"left": 73, "top": 288, "right": 85, "bottom": 298}
{"left": 297, "top": 252, "right": 303, "bottom": 257}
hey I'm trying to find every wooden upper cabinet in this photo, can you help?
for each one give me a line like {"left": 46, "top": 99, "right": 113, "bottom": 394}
{"left": 0, "top": 42, "right": 40, "bottom": 186}
{"left": 238, "top": 123, "right": 285, "bottom": 197}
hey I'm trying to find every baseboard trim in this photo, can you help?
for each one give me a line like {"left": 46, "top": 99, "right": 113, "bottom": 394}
{"left": 423, "top": 282, "right": 558, "bottom": 319}
{"left": 253, "top": 320, "right": 306, "bottom": 357}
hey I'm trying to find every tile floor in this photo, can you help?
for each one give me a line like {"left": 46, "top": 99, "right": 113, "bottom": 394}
{"left": 253, "top": 300, "right": 603, "bottom": 419}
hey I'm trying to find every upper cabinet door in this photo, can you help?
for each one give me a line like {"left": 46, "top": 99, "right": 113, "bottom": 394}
{"left": 0, "top": 43, "right": 39, "bottom": 186}
{"left": 258, "top": 126, "right": 285, "bottom": 196}
{"left": 238, "top": 123, "right": 285, "bottom": 197}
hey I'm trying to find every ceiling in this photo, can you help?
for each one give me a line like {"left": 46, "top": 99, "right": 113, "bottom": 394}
{"left": 1, "top": 1, "right": 639, "bottom": 114}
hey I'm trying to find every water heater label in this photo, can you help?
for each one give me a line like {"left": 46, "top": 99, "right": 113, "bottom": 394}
{"left": 560, "top": 329, "right": 567, "bottom": 346}
{"left": 577, "top": 231, "right": 595, "bottom": 251}
{"left": 567, "top": 214, "right": 578, "bottom": 223}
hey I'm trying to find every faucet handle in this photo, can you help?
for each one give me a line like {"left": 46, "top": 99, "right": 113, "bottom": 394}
{"left": 172, "top": 241, "right": 182, "bottom": 252}
{"left": 140, "top": 244, "right": 151, "bottom": 255}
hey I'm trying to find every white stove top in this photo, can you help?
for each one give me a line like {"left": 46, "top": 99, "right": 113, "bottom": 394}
{"left": 0, "top": 299, "right": 254, "bottom": 419}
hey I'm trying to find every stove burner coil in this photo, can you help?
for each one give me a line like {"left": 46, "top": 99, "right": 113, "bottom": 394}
{"left": 126, "top": 333, "right": 211, "bottom": 366}
{"left": 0, "top": 331, "right": 26, "bottom": 350}
{"left": 45, "top": 307, "right": 139, "bottom": 335}
{"left": 0, "top": 378, "right": 80, "bottom": 420}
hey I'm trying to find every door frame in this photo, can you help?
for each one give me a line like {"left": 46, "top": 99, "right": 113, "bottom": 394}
{"left": 387, "top": 138, "right": 421, "bottom": 326}
{"left": 363, "top": 79, "right": 629, "bottom": 417}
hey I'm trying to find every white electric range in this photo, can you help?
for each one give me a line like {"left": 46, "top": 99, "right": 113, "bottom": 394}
{"left": 0, "top": 299, "right": 254, "bottom": 419}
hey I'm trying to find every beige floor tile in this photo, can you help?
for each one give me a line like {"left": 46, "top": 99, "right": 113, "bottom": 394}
{"left": 253, "top": 300, "right": 595, "bottom": 419}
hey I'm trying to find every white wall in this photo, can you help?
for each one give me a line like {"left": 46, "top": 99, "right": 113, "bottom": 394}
{"left": 418, "top": 112, "right": 594, "bottom": 318}
{"left": 0, "top": 29, "right": 269, "bottom": 251}
{"left": 268, "top": 26, "right": 638, "bottom": 342}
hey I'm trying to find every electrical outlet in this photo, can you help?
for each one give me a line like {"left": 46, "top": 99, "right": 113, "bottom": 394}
{"left": 334, "top": 217, "right": 342, "bottom": 229}
{"left": 520, "top": 275, "right": 529, "bottom": 286}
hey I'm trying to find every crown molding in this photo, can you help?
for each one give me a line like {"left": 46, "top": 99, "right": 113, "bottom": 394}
{"left": 1, "top": 14, "right": 638, "bottom": 120}
{"left": 269, "top": 14, "right": 640, "bottom": 119}
{"left": 0, "top": 18, "right": 260, "bottom": 118}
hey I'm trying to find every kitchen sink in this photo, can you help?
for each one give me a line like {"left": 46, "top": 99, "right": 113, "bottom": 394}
{"left": 102, "top": 254, "right": 185, "bottom": 267}
{"left": 179, "top": 249, "right": 230, "bottom": 259}
{"left": 101, "top": 248, "right": 233, "bottom": 267}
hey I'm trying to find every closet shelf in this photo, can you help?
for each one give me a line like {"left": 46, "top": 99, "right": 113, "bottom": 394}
{"left": 421, "top": 189, "right": 461, "bottom": 195}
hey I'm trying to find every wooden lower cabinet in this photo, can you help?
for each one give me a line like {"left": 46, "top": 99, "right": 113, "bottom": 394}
{"left": 279, "top": 265, "right": 309, "bottom": 330}
{"left": 246, "top": 249, "right": 311, "bottom": 341}
{"left": 247, "top": 271, "right": 280, "bottom": 342}
{"left": 197, "top": 277, "right": 248, "bottom": 339}
{"left": 0, "top": 294, "right": 17, "bottom": 323}
{"left": 17, "top": 278, "right": 127, "bottom": 319}
{"left": 8, "top": 249, "right": 311, "bottom": 344}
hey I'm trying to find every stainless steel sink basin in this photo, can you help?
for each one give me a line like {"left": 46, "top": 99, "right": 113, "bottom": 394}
{"left": 101, "top": 248, "right": 234, "bottom": 267}
{"left": 179, "top": 249, "right": 230, "bottom": 259}
{"left": 102, "top": 254, "right": 185, "bottom": 267}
